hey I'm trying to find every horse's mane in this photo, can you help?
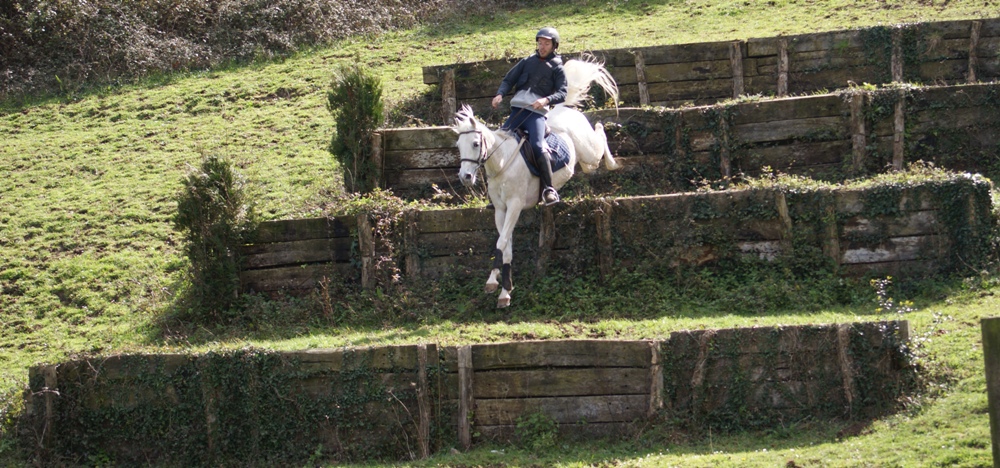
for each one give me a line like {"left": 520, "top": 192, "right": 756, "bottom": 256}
{"left": 454, "top": 104, "right": 477, "bottom": 132}
{"left": 563, "top": 52, "right": 619, "bottom": 109}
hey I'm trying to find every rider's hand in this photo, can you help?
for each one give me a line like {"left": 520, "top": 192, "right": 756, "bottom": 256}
{"left": 531, "top": 97, "right": 550, "bottom": 110}
{"left": 492, "top": 95, "right": 503, "bottom": 108}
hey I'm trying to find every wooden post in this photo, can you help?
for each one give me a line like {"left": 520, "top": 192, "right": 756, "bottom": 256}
{"left": 822, "top": 193, "right": 841, "bottom": 271}
{"left": 536, "top": 206, "right": 555, "bottom": 275}
{"left": 673, "top": 111, "right": 686, "bottom": 159}
{"left": 457, "top": 345, "right": 474, "bottom": 451}
{"left": 777, "top": 38, "right": 789, "bottom": 97}
{"left": 441, "top": 68, "right": 457, "bottom": 125}
{"left": 370, "top": 132, "right": 383, "bottom": 190}
{"left": 891, "top": 28, "right": 904, "bottom": 82}
{"left": 358, "top": 213, "right": 375, "bottom": 289}
{"left": 849, "top": 92, "right": 867, "bottom": 174}
{"left": 730, "top": 41, "right": 745, "bottom": 98}
{"left": 594, "top": 199, "right": 614, "bottom": 281}
{"left": 404, "top": 210, "right": 420, "bottom": 279}
{"left": 199, "top": 359, "right": 219, "bottom": 459}
{"left": 837, "top": 324, "right": 857, "bottom": 412}
{"left": 648, "top": 341, "right": 663, "bottom": 417}
{"left": 416, "top": 344, "right": 431, "bottom": 459}
{"left": 634, "top": 50, "right": 651, "bottom": 106}
{"left": 36, "top": 365, "right": 58, "bottom": 450}
{"left": 775, "top": 191, "right": 793, "bottom": 256}
{"left": 892, "top": 90, "right": 906, "bottom": 171}
{"left": 718, "top": 114, "right": 732, "bottom": 179}
{"left": 981, "top": 317, "right": 1000, "bottom": 468}
{"left": 969, "top": 21, "right": 983, "bottom": 84}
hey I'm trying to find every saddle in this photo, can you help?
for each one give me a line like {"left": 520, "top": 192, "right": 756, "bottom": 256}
{"left": 513, "top": 129, "right": 571, "bottom": 177}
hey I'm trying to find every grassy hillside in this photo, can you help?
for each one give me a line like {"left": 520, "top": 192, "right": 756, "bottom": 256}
{"left": 2, "top": 0, "right": 1000, "bottom": 465}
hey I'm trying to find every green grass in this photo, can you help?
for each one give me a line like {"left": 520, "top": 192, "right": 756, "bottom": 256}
{"left": 2, "top": 0, "right": 999, "bottom": 465}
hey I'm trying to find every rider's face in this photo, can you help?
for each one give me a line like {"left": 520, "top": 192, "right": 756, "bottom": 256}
{"left": 536, "top": 37, "right": 554, "bottom": 57}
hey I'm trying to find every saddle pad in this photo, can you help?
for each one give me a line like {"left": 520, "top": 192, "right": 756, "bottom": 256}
{"left": 515, "top": 132, "right": 571, "bottom": 178}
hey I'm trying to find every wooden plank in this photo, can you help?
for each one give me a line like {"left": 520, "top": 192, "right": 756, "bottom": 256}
{"left": 382, "top": 127, "right": 456, "bottom": 151}
{"left": 749, "top": 30, "right": 864, "bottom": 56}
{"left": 418, "top": 230, "right": 533, "bottom": 258}
{"left": 836, "top": 188, "right": 935, "bottom": 214}
{"left": 787, "top": 66, "right": 883, "bottom": 94}
{"left": 643, "top": 59, "right": 734, "bottom": 83}
{"left": 842, "top": 210, "right": 941, "bottom": 238}
{"left": 839, "top": 259, "right": 943, "bottom": 277}
{"left": 477, "top": 422, "right": 638, "bottom": 441}
{"left": 841, "top": 234, "right": 948, "bottom": 264}
{"left": 383, "top": 167, "right": 460, "bottom": 190}
{"left": 915, "top": 19, "right": 980, "bottom": 40}
{"left": 417, "top": 207, "right": 538, "bottom": 233}
{"left": 645, "top": 78, "right": 733, "bottom": 102}
{"left": 254, "top": 217, "right": 354, "bottom": 243}
{"left": 917, "top": 59, "right": 972, "bottom": 83}
{"left": 388, "top": 146, "right": 462, "bottom": 172}
{"left": 475, "top": 394, "right": 648, "bottom": 426}
{"left": 474, "top": 368, "right": 649, "bottom": 399}
{"left": 286, "top": 345, "right": 423, "bottom": 372}
{"left": 472, "top": 340, "right": 652, "bottom": 370}
{"left": 908, "top": 105, "right": 996, "bottom": 133}
{"left": 731, "top": 116, "right": 847, "bottom": 144}
{"left": 241, "top": 263, "right": 357, "bottom": 292}
{"left": 241, "top": 237, "right": 353, "bottom": 268}
{"left": 739, "top": 140, "right": 851, "bottom": 170}
{"left": 729, "top": 94, "right": 845, "bottom": 125}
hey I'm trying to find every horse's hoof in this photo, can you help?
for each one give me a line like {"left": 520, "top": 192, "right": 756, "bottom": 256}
{"left": 485, "top": 282, "right": 499, "bottom": 293}
{"left": 497, "top": 297, "right": 510, "bottom": 308}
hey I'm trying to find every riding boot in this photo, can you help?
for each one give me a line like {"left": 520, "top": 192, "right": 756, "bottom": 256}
{"left": 535, "top": 151, "right": 560, "bottom": 206}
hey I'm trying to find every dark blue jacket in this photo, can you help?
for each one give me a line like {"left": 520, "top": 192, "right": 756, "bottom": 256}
{"left": 496, "top": 52, "right": 568, "bottom": 106}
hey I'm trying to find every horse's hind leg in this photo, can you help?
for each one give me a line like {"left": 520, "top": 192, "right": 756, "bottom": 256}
{"left": 596, "top": 122, "right": 621, "bottom": 171}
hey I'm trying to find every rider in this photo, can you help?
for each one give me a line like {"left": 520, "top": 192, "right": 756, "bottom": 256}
{"left": 491, "top": 27, "right": 568, "bottom": 206}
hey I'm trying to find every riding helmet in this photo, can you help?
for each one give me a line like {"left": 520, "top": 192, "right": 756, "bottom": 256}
{"left": 536, "top": 27, "right": 560, "bottom": 49}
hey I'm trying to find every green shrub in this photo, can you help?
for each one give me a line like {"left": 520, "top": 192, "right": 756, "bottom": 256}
{"left": 328, "top": 63, "right": 384, "bottom": 193}
{"left": 173, "top": 156, "right": 257, "bottom": 319}
{"left": 515, "top": 412, "right": 558, "bottom": 450}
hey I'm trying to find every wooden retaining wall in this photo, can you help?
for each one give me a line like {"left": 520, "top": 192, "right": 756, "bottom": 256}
{"left": 240, "top": 176, "right": 992, "bottom": 293}
{"left": 371, "top": 82, "right": 1000, "bottom": 201}
{"left": 423, "top": 18, "right": 1000, "bottom": 124}
{"left": 26, "top": 321, "right": 912, "bottom": 463}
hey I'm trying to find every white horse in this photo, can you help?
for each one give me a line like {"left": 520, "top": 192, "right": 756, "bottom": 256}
{"left": 453, "top": 55, "right": 621, "bottom": 308}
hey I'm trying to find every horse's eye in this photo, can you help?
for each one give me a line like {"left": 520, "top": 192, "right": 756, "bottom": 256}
{"left": 472, "top": 141, "right": 480, "bottom": 148}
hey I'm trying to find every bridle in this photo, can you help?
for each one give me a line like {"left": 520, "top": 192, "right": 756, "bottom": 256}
{"left": 457, "top": 129, "right": 488, "bottom": 167}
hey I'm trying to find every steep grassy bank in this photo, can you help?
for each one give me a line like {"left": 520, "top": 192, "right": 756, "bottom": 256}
{"left": 2, "top": 0, "right": 999, "bottom": 465}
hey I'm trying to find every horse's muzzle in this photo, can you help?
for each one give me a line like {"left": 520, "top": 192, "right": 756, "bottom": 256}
{"left": 459, "top": 172, "right": 476, "bottom": 187}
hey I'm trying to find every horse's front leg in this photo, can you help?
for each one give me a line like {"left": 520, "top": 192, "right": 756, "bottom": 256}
{"left": 485, "top": 207, "right": 506, "bottom": 293}
{"left": 493, "top": 202, "right": 523, "bottom": 308}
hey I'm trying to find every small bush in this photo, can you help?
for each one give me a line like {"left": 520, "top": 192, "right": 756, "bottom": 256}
{"left": 173, "top": 156, "right": 257, "bottom": 320}
{"left": 515, "top": 412, "right": 558, "bottom": 450}
{"left": 328, "top": 63, "right": 384, "bottom": 193}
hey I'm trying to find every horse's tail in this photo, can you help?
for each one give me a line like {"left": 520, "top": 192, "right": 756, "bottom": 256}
{"left": 562, "top": 52, "right": 619, "bottom": 109}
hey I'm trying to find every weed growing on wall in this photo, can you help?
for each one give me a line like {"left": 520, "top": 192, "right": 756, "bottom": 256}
{"left": 328, "top": 64, "right": 384, "bottom": 194}
{"left": 174, "top": 156, "right": 258, "bottom": 320}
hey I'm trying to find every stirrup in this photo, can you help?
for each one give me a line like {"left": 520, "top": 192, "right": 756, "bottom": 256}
{"left": 541, "top": 188, "right": 560, "bottom": 206}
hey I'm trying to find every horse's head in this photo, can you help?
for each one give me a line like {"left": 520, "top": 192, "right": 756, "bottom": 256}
{"left": 453, "top": 105, "right": 487, "bottom": 188}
